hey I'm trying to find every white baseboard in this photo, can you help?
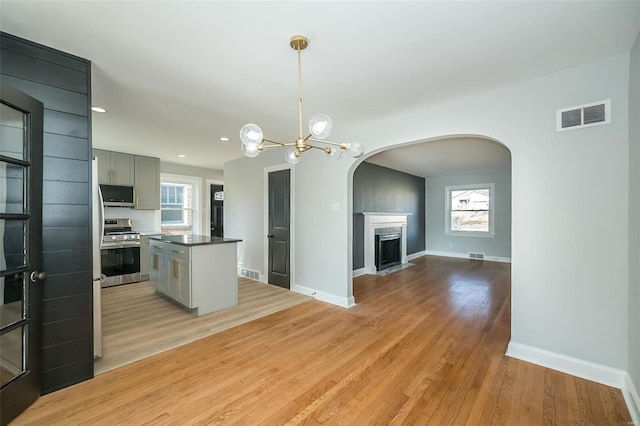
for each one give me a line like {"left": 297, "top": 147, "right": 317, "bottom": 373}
{"left": 407, "top": 250, "right": 426, "bottom": 261}
{"left": 506, "top": 341, "right": 627, "bottom": 388}
{"left": 507, "top": 342, "right": 640, "bottom": 424}
{"left": 291, "top": 284, "right": 355, "bottom": 308}
{"left": 352, "top": 268, "right": 367, "bottom": 278}
{"left": 624, "top": 373, "right": 640, "bottom": 425}
{"left": 425, "top": 250, "right": 511, "bottom": 263}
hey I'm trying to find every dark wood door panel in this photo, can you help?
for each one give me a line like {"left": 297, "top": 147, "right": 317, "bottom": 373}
{"left": 268, "top": 169, "right": 290, "bottom": 289}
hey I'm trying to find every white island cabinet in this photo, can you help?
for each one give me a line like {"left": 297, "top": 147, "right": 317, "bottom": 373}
{"left": 149, "top": 235, "right": 241, "bottom": 316}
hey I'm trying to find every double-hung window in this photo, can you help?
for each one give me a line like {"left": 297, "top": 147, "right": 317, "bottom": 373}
{"left": 445, "top": 183, "right": 494, "bottom": 236}
{"left": 161, "top": 183, "right": 187, "bottom": 225}
{"left": 161, "top": 179, "right": 197, "bottom": 235}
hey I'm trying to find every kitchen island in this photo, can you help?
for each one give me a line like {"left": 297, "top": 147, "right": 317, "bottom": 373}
{"left": 149, "top": 235, "right": 241, "bottom": 316}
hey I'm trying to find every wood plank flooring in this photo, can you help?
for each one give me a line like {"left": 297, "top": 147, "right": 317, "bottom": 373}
{"left": 96, "top": 278, "right": 313, "bottom": 374}
{"left": 14, "top": 256, "right": 631, "bottom": 425}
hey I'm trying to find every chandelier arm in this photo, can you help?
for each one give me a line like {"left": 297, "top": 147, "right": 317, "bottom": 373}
{"left": 307, "top": 137, "right": 346, "bottom": 147}
{"left": 303, "top": 143, "right": 329, "bottom": 152}
{"left": 262, "top": 144, "right": 296, "bottom": 150}
{"left": 262, "top": 138, "right": 292, "bottom": 147}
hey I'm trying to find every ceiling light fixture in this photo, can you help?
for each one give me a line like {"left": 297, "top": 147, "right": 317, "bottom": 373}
{"left": 177, "top": 154, "right": 186, "bottom": 158}
{"left": 239, "top": 35, "right": 364, "bottom": 164}
{"left": 91, "top": 106, "right": 107, "bottom": 113}
{"left": 219, "top": 137, "right": 230, "bottom": 142}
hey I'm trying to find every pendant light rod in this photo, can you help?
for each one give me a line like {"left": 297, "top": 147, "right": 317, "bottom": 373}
{"left": 291, "top": 35, "right": 308, "bottom": 141}
{"left": 298, "top": 45, "right": 303, "bottom": 140}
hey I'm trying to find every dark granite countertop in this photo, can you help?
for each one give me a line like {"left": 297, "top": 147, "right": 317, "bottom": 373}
{"left": 149, "top": 235, "right": 242, "bottom": 247}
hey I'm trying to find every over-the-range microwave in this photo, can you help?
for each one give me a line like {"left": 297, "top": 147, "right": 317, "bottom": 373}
{"left": 100, "top": 184, "right": 135, "bottom": 207}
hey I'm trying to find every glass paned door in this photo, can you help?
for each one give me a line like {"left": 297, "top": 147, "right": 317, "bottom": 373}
{"left": 0, "top": 103, "right": 28, "bottom": 387}
{"left": 0, "top": 83, "right": 44, "bottom": 426}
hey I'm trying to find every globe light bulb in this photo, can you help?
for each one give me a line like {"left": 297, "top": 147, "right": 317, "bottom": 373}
{"left": 346, "top": 141, "right": 364, "bottom": 158}
{"left": 328, "top": 147, "right": 342, "bottom": 160}
{"left": 309, "top": 113, "right": 333, "bottom": 139}
{"left": 241, "top": 142, "right": 261, "bottom": 158}
{"left": 239, "top": 123, "right": 263, "bottom": 146}
{"left": 285, "top": 148, "right": 301, "bottom": 164}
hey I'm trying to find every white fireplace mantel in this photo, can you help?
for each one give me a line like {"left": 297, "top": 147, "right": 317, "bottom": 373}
{"left": 362, "top": 212, "right": 411, "bottom": 275}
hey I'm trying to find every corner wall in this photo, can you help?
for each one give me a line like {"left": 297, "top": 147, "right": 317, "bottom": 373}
{"left": 627, "top": 31, "right": 640, "bottom": 420}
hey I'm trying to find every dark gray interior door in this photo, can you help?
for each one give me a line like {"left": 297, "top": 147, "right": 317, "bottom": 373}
{"left": 0, "top": 83, "right": 44, "bottom": 426}
{"left": 210, "top": 184, "right": 223, "bottom": 237}
{"left": 268, "top": 169, "right": 290, "bottom": 289}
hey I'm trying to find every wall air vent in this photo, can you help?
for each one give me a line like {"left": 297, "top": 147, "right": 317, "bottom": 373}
{"left": 557, "top": 99, "right": 610, "bottom": 131}
{"left": 240, "top": 268, "right": 260, "bottom": 280}
{"left": 469, "top": 252, "right": 484, "bottom": 260}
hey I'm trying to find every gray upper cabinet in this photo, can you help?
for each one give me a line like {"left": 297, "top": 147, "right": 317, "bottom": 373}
{"left": 93, "top": 148, "right": 111, "bottom": 184}
{"left": 93, "top": 148, "right": 135, "bottom": 186}
{"left": 134, "top": 155, "right": 160, "bottom": 210}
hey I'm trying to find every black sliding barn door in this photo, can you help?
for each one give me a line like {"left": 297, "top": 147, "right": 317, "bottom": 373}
{"left": 267, "top": 169, "right": 290, "bottom": 289}
{"left": 0, "top": 83, "right": 44, "bottom": 425}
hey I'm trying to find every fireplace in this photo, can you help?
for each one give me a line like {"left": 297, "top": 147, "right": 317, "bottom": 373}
{"left": 362, "top": 212, "right": 410, "bottom": 275}
{"left": 375, "top": 228, "right": 402, "bottom": 271}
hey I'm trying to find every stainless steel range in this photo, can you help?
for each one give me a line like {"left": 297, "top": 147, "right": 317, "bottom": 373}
{"left": 101, "top": 218, "right": 141, "bottom": 287}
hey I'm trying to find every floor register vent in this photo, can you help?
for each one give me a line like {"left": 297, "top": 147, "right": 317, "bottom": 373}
{"left": 556, "top": 99, "right": 610, "bottom": 131}
{"left": 240, "top": 269, "right": 260, "bottom": 280}
{"left": 469, "top": 252, "right": 485, "bottom": 260}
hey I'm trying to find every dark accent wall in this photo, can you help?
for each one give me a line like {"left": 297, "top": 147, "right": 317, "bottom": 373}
{"left": 1, "top": 33, "right": 93, "bottom": 394}
{"left": 352, "top": 162, "right": 425, "bottom": 269}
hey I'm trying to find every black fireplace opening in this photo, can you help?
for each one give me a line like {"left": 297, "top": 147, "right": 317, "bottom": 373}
{"left": 375, "top": 228, "right": 402, "bottom": 271}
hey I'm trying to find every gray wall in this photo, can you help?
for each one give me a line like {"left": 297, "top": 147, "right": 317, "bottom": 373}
{"left": 225, "top": 149, "right": 283, "bottom": 278}
{"left": 426, "top": 169, "right": 511, "bottom": 260}
{"left": 628, "top": 31, "right": 640, "bottom": 404}
{"left": 1, "top": 32, "right": 93, "bottom": 393}
{"left": 352, "top": 162, "right": 425, "bottom": 269}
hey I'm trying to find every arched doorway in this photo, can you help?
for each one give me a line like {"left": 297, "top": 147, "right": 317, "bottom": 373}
{"left": 349, "top": 135, "right": 512, "bottom": 299}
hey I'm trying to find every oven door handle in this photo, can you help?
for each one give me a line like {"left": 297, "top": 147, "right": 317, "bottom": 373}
{"left": 102, "top": 242, "right": 141, "bottom": 249}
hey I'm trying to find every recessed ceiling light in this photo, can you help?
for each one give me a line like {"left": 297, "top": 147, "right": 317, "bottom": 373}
{"left": 91, "top": 106, "right": 107, "bottom": 113}
{"left": 219, "top": 137, "right": 230, "bottom": 142}
{"left": 177, "top": 154, "right": 186, "bottom": 158}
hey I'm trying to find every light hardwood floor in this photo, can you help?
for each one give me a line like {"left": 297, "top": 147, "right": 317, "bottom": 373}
{"left": 14, "top": 256, "right": 631, "bottom": 425}
{"left": 96, "top": 278, "right": 313, "bottom": 373}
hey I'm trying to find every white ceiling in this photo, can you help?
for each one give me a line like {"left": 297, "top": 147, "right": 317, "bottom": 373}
{"left": 1, "top": 1, "right": 639, "bottom": 174}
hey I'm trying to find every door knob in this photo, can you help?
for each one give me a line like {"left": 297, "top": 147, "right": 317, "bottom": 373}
{"left": 30, "top": 271, "right": 47, "bottom": 282}
{"left": 267, "top": 234, "right": 274, "bottom": 239}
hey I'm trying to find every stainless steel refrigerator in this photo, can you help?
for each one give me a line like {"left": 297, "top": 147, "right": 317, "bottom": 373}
{"left": 92, "top": 158, "right": 104, "bottom": 358}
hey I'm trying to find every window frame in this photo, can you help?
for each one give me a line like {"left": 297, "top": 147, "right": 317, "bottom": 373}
{"left": 161, "top": 183, "right": 188, "bottom": 226}
{"left": 445, "top": 183, "right": 495, "bottom": 237}
{"left": 156, "top": 172, "right": 203, "bottom": 235}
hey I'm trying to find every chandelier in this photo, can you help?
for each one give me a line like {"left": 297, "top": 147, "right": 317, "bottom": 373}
{"left": 239, "top": 35, "right": 364, "bottom": 164}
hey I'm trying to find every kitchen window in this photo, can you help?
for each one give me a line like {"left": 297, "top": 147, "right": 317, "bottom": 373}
{"left": 160, "top": 174, "right": 199, "bottom": 235}
{"left": 161, "top": 184, "right": 187, "bottom": 224}
{"left": 445, "top": 183, "right": 494, "bottom": 236}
